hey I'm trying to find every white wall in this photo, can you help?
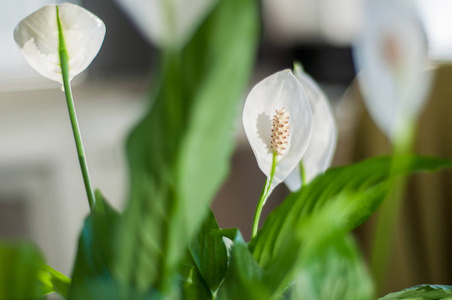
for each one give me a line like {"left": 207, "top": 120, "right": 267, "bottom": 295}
{"left": 0, "top": 77, "right": 146, "bottom": 275}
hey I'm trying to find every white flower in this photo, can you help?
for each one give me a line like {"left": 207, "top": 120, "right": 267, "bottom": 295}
{"left": 353, "top": 0, "right": 432, "bottom": 141}
{"left": 115, "top": 0, "right": 218, "bottom": 49}
{"left": 14, "top": 3, "right": 106, "bottom": 83}
{"left": 284, "top": 64, "right": 337, "bottom": 192}
{"left": 243, "top": 70, "right": 312, "bottom": 191}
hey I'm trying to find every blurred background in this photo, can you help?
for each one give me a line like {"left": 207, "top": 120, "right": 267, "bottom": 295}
{"left": 1, "top": 0, "right": 451, "bottom": 297}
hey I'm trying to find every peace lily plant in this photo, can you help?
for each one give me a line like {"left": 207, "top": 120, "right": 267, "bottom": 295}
{"left": 284, "top": 63, "right": 337, "bottom": 192}
{"left": 242, "top": 69, "right": 312, "bottom": 236}
{"left": 353, "top": 0, "right": 432, "bottom": 148}
{"left": 242, "top": 66, "right": 339, "bottom": 237}
{"left": 14, "top": 3, "right": 106, "bottom": 84}
{"left": 2, "top": 1, "right": 452, "bottom": 300}
{"left": 353, "top": 0, "right": 434, "bottom": 292}
{"left": 14, "top": 3, "right": 105, "bottom": 210}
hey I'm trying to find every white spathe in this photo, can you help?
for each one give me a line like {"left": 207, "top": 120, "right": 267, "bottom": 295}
{"left": 353, "top": 0, "right": 432, "bottom": 141}
{"left": 243, "top": 70, "right": 312, "bottom": 189}
{"left": 284, "top": 64, "right": 337, "bottom": 192}
{"left": 14, "top": 3, "right": 106, "bottom": 83}
{"left": 115, "top": 0, "right": 218, "bottom": 49}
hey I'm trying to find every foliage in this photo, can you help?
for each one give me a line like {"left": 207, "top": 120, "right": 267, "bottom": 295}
{"left": 379, "top": 284, "right": 452, "bottom": 300}
{"left": 6, "top": 0, "right": 452, "bottom": 299}
{"left": 113, "top": 0, "right": 258, "bottom": 295}
{"left": 69, "top": 190, "right": 120, "bottom": 299}
{"left": 0, "top": 242, "right": 46, "bottom": 300}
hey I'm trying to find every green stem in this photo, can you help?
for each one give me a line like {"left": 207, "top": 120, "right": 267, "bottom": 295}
{"left": 371, "top": 177, "right": 406, "bottom": 292}
{"left": 299, "top": 159, "right": 306, "bottom": 188}
{"left": 252, "top": 151, "right": 278, "bottom": 238}
{"left": 57, "top": 7, "right": 95, "bottom": 210}
{"left": 371, "top": 123, "right": 415, "bottom": 293}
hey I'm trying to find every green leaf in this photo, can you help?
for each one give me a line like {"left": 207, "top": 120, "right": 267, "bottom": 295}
{"left": 179, "top": 210, "right": 228, "bottom": 299}
{"left": 0, "top": 241, "right": 45, "bottom": 300}
{"left": 217, "top": 232, "right": 271, "bottom": 300}
{"left": 212, "top": 228, "right": 240, "bottom": 241}
{"left": 115, "top": 0, "right": 258, "bottom": 294}
{"left": 379, "top": 284, "right": 452, "bottom": 300}
{"left": 38, "top": 264, "right": 71, "bottom": 298}
{"left": 290, "top": 235, "right": 373, "bottom": 300}
{"left": 189, "top": 209, "right": 228, "bottom": 294}
{"left": 287, "top": 196, "right": 374, "bottom": 300}
{"left": 69, "top": 190, "right": 120, "bottom": 299}
{"left": 249, "top": 155, "right": 452, "bottom": 296}
{"left": 180, "top": 255, "right": 213, "bottom": 300}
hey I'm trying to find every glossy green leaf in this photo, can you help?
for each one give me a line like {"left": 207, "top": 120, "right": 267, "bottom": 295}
{"left": 69, "top": 190, "right": 120, "bottom": 299}
{"left": 379, "top": 284, "right": 452, "bottom": 300}
{"left": 115, "top": 0, "right": 258, "bottom": 294}
{"left": 0, "top": 241, "right": 45, "bottom": 300}
{"left": 217, "top": 232, "right": 271, "bottom": 300}
{"left": 249, "top": 155, "right": 452, "bottom": 296}
{"left": 38, "top": 264, "right": 71, "bottom": 298}
{"left": 180, "top": 254, "right": 212, "bottom": 300}
{"left": 189, "top": 209, "right": 228, "bottom": 294}
{"left": 179, "top": 210, "right": 228, "bottom": 299}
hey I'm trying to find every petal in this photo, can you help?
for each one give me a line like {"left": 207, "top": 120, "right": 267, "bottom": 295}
{"left": 115, "top": 0, "right": 218, "bottom": 49}
{"left": 14, "top": 5, "right": 61, "bottom": 82}
{"left": 14, "top": 4, "right": 105, "bottom": 83}
{"left": 243, "top": 70, "right": 312, "bottom": 187}
{"left": 58, "top": 4, "right": 106, "bottom": 81}
{"left": 284, "top": 64, "right": 338, "bottom": 192}
{"left": 353, "top": 0, "right": 432, "bottom": 141}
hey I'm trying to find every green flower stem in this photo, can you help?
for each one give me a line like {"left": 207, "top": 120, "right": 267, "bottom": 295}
{"left": 371, "top": 177, "right": 407, "bottom": 292}
{"left": 371, "top": 123, "right": 415, "bottom": 293}
{"left": 299, "top": 159, "right": 306, "bottom": 188}
{"left": 57, "top": 7, "right": 95, "bottom": 210}
{"left": 252, "top": 151, "right": 278, "bottom": 238}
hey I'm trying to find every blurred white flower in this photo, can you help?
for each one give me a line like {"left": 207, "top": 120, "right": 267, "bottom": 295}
{"left": 14, "top": 3, "right": 106, "bottom": 83}
{"left": 115, "top": 0, "right": 218, "bottom": 49}
{"left": 243, "top": 70, "right": 312, "bottom": 192}
{"left": 284, "top": 64, "right": 337, "bottom": 192}
{"left": 353, "top": 0, "right": 432, "bottom": 141}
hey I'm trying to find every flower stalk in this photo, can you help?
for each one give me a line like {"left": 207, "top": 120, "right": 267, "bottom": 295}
{"left": 252, "top": 107, "right": 290, "bottom": 237}
{"left": 298, "top": 159, "right": 306, "bottom": 187}
{"left": 57, "top": 7, "right": 95, "bottom": 209}
{"left": 371, "top": 125, "right": 415, "bottom": 291}
{"left": 352, "top": 0, "right": 429, "bottom": 291}
{"left": 252, "top": 151, "right": 278, "bottom": 238}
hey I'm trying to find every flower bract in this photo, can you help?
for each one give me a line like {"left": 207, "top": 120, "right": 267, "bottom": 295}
{"left": 14, "top": 3, "right": 106, "bottom": 83}
{"left": 243, "top": 70, "right": 312, "bottom": 190}
{"left": 284, "top": 64, "right": 337, "bottom": 192}
{"left": 352, "top": 0, "right": 432, "bottom": 141}
{"left": 115, "top": 0, "right": 218, "bottom": 49}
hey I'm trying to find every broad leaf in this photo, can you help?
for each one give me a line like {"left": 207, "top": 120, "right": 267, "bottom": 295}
{"left": 288, "top": 197, "right": 374, "bottom": 300}
{"left": 115, "top": 0, "right": 258, "bottom": 294}
{"left": 179, "top": 210, "right": 228, "bottom": 299}
{"left": 249, "top": 155, "right": 452, "bottom": 296}
{"left": 379, "top": 284, "right": 452, "bottom": 299}
{"left": 69, "top": 190, "right": 120, "bottom": 299}
{"left": 217, "top": 232, "right": 271, "bottom": 300}
{"left": 180, "top": 254, "right": 212, "bottom": 300}
{"left": 0, "top": 241, "right": 45, "bottom": 300}
{"left": 290, "top": 236, "right": 373, "bottom": 300}
{"left": 189, "top": 209, "right": 228, "bottom": 294}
